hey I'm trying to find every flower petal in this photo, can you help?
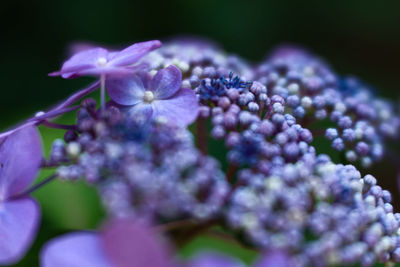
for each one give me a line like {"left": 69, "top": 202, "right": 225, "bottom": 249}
{"left": 49, "top": 47, "right": 109, "bottom": 78}
{"left": 106, "top": 75, "right": 146, "bottom": 106}
{"left": 54, "top": 81, "right": 100, "bottom": 110}
{"left": 0, "top": 198, "right": 40, "bottom": 265}
{"left": 152, "top": 88, "right": 198, "bottom": 127}
{"left": 0, "top": 126, "right": 42, "bottom": 199}
{"left": 124, "top": 103, "right": 153, "bottom": 124}
{"left": 150, "top": 65, "right": 182, "bottom": 99}
{"left": 102, "top": 218, "right": 173, "bottom": 267}
{"left": 109, "top": 40, "right": 162, "bottom": 67}
{"left": 188, "top": 252, "right": 245, "bottom": 267}
{"left": 41, "top": 232, "right": 112, "bottom": 267}
{"left": 253, "top": 250, "right": 293, "bottom": 267}
{"left": 0, "top": 122, "right": 36, "bottom": 143}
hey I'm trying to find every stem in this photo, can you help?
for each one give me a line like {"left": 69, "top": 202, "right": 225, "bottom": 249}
{"left": 10, "top": 174, "right": 57, "bottom": 199}
{"left": 196, "top": 118, "right": 207, "bottom": 154}
{"left": 226, "top": 164, "right": 238, "bottom": 183}
{"left": 154, "top": 219, "right": 195, "bottom": 232}
{"left": 173, "top": 219, "right": 218, "bottom": 248}
{"left": 42, "top": 121, "right": 76, "bottom": 130}
{"left": 100, "top": 74, "right": 106, "bottom": 111}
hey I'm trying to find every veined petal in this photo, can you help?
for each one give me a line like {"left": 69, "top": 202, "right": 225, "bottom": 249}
{"left": 106, "top": 75, "right": 146, "bottom": 106}
{"left": 152, "top": 88, "right": 198, "bottom": 127}
{"left": 188, "top": 252, "right": 245, "bottom": 267}
{"left": 41, "top": 232, "right": 112, "bottom": 267}
{"left": 0, "top": 126, "right": 42, "bottom": 199}
{"left": 102, "top": 218, "right": 173, "bottom": 267}
{"left": 109, "top": 40, "right": 162, "bottom": 67}
{"left": 125, "top": 103, "right": 153, "bottom": 124}
{"left": 0, "top": 198, "right": 40, "bottom": 265}
{"left": 150, "top": 65, "right": 182, "bottom": 99}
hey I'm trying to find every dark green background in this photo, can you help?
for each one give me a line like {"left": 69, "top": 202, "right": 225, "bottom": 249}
{"left": 1, "top": 0, "right": 400, "bottom": 266}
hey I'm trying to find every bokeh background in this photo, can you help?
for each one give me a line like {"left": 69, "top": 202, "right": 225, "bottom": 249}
{"left": 1, "top": 0, "right": 399, "bottom": 266}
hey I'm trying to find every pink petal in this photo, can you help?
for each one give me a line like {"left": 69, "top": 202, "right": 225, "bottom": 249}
{"left": 150, "top": 65, "right": 182, "bottom": 99}
{"left": 188, "top": 252, "right": 245, "bottom": 267}
{"left": 102, "top": 218, "right": 173, "bottom": 267}
{"left": 109, "top": 40, "right": 162, "bottom": 67}
{"left": 152, "top": 88, "right": 199, "bottom": 127}
{"left": 0, "top": 126, "right": 42, "bottom": 199}
{"left": 49, "top": 47, "right": 109, "bottom": 78}
{"left": 106, "top": 75, "right": 146, "bottom": 106}
{"left": 0, "top": 198, "right": 40, "bottom": 265}
{"left": 41, "top": 232, "right": 112, "bottom": 267}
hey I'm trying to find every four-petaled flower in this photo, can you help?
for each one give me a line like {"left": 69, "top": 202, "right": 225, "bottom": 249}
{"left": 107, "top": 65, "right": 199, "bottom": 126}
{"left": 49, "top": 40, "right": 161, "bottom": 79}
{"left": 41, "top": 218, "right": 292, "bottom": 267}
{"left": 0, "top": 126, "right": 42, "bottom": 264}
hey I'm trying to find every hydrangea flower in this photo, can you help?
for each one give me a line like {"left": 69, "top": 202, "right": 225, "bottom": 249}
{"left": 49, "top": 40, "right": 161, "bottom": 79}
{"left": 0, "top": 126, "right": 42, "bottom": 264}
{"left": 50, "top": 40, "right": 161, "bottom": 108}
{"left": 107, "top": 65, "right": 198, "bottom": 126}
{"left": 41, "top": 218, "right": 292, "bottom": 267}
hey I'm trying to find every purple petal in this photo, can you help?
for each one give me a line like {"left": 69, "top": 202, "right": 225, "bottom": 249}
{"left": 150, "top": 65, "right": 182, "bottom": 99}
{"left": 106, "top": 75, "right": 146, "bottom": 106}
{"left": 254, "top": 250, "right": 293, "bottom": 267}
{"left": 188, "top": 252, "right": 244, "bottom": 267}
{"left": 55, "top": 81, "right": 100, "bottom": 110}
{"left": 0, "top": 126, "right": 42, "bottom": 199}
{"left": 41, "top": 232, "right": 111, "bottom": 267}
{"left": 0, "top": 121, "right": 36, "bottom": 143}
{"left": 109, "top": 40, "right": 162, "bottom": 67}
{"left": 0, "top": 198, "right": 40, "bottom": 265}
{"left": 152, "top": 88, "right": 198, "bottom": 126}
{"left": 28, "top": 106, "right": 80, "bottom": 123}
{"left": 49, "top": 47, "right": 109, "bottom": 78}
{"left": 125, "top": 103, "right": 153, "bottom": 124}
{"left": 101, "top": 218, "right": 173, "bottom": 267}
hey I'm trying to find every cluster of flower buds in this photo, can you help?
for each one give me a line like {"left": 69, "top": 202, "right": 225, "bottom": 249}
{"left": 51, "top": 102, "right": 229, "bottom": 221}
{"left": 252, "top": 47, "right": 400, "bottom": 167}
{"left": 0, "top": 38, "right": 399, "bottom": 267}
{"left": 227, "top": 154, "right": 400, "bottom": 266}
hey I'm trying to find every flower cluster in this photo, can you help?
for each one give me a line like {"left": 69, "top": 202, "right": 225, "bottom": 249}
{"left": 253, "top": 47, "right": 400, "bottom": 167}
{"left": 52, "top": 103, "right": 229, "bottom": 221}
{"left": 0, "top": 38, "right": 399, "bottom": 267}
{"left": 227, "top": 155, "right": 400, "bottom": 266}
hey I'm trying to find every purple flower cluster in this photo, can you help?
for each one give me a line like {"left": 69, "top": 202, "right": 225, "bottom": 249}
{"left": 41, "top": 218, "right": 292, "bottom": 267}
{"left": 253, "top": 47, "right": 400, "bottom": 167}
{"left": 226, "top": 155, "right": 400, "bottom": 266}
{"left": 0, "top": 37, "right": 399, "bottom": 267}
{"left": 51, "top": 104, "right": 228, "bottom": 221}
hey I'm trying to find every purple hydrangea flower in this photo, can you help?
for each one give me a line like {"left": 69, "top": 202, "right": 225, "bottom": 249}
{"left": 41, "top": 218, "right": 176, "bottom": 267}
{"left": 41, "top": 218, "right": 291, "bottom": 267}
{"left": 0, "top": 126, "right": 42, "bottom": 264}
{"left": 107, "top": 65, "right": 198, "bottom": 126}
{"left": 49, "top": 40, "right": 161, "bottom": 79}
{"left": 49, "top": 40, "right": 161, "bottom": 108}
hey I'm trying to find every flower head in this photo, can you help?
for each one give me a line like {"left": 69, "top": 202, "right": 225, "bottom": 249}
{"left": 49, "top": 40, "right": 162, "bottom": 79}
{"left": 41, "top": 218, "right": 292, "bottom": 267}
{"left": 0, "top": 126, "right": 42, "bottom": 264}
{"left": 107, "top": 65, "right": 198, "bottom": 126}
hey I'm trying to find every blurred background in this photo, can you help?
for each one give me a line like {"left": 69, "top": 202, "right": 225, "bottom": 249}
{"left": 0, "top": 0, "right": 399, "bottom": 266}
